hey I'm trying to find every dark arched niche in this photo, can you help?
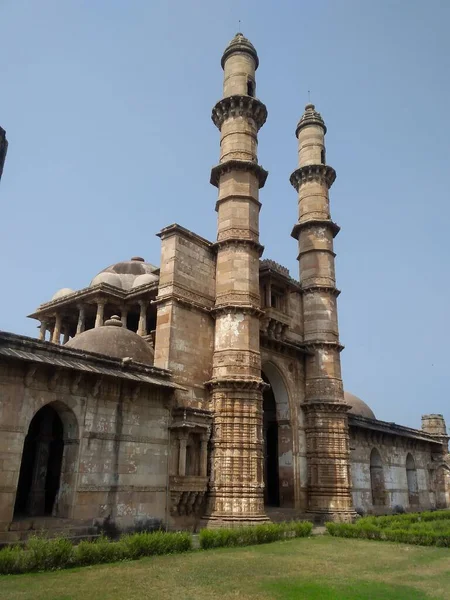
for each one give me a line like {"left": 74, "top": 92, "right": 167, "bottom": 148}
{"left": 14, "top": 401, "right": 79, "bottom": 519}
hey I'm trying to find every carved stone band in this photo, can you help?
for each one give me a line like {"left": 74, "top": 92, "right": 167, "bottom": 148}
{"left": 210, "top": 160, "right": 268, "bottom": 188}
{"left": 290, "top": 164, "right": 336, "bottom": 191}
{"left": 291, "top": 218, "right": 340, "bottom": 240}
{"left": 212, "top": 95, "right": 268, "bottom": 131}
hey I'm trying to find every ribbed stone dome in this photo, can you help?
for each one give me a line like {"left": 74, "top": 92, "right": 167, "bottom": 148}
{"left": 221, "top": 32, "right": 259, "bottom": 69}
{"left": 65, "top": 316, "right": 154, "bottom": 364}
{"left": 344, "top": 391, "right": 376, "bottom": 420}
{"left": 89, "top": 257, "right": 158, "bottom": 291}
{"left": 52, "top": 288, "right": 74, "bottom": 301}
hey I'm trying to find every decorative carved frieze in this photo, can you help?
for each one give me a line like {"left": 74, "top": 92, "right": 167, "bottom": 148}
{"left": 291, "top": 218, "right": 340, "bottom": 240}
{"left": 78, "top": 485, "right": 165, "bottom": 493}
{"left": 212, "top": 303, "right": 263, "bottom": 318}
{"left": 214, "top": 237, "right": 264, "bottom": 256}
{"left": 301, "top": 285, "right": 341, "bottom": 298}
{"left": 290, "top": 164, "right": 336, "bottom": 191}
{"left": 210, "top": 159, "right": 268, "bottom": 189}
{"left": 83, "top": 431, "right": 168, "bottom": 445}
{"left": 157, "top": 282, "right": 215, "bottom": 309}
{"left": 212, "top": 95, "right": 267, "bottom": 131}
{"left": 206, "top": 376, "right": 268, "bottom": 391}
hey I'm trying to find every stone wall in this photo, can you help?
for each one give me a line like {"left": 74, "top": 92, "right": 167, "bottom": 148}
{"left": 349, "top": 424, "right": 443, "bottom": 514}
{"left": 0, "top": 349, "right": 171, "bottom": 535}
{"left": 155, "top": 224, "right": 216, "bottom": 409}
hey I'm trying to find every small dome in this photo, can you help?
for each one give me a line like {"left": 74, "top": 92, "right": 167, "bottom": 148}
{"left": 345, "top": 391, "right": 376, "bottom": 420}
{"left": 90, "top": 257, "right": 159, "bottom": 291}
{"left": 221, "top": 32, "right": 259, "bottom": 69}
{"left": 296, "top": 103, "right": 327, "bottom": 137}
{"left": 52, "top": 288, "right": 74, "bottom": 300}
{"left": 132, "top": 273, "right": 159, "bottom": 288}
{"left": 66, "top": 315, "right": 154, "bottom": 364}
{"left": 90, "top": 272, "right": 123, "bottom": 289}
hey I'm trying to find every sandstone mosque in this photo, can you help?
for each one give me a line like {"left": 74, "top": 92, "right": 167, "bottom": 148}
{"left": 0, "top": 34, "right": 449, "bottom": 542}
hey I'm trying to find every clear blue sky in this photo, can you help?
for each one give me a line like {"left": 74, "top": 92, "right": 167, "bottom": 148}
{"left": 1, "top": 0, "right": 449, "bottom": 429}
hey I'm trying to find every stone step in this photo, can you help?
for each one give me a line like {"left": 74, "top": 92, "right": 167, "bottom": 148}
{"left": 265, "top": 507, "right": 308, "bottom": 523}
{"left": 9, "top": 517, "right": 90, "bottom": 532}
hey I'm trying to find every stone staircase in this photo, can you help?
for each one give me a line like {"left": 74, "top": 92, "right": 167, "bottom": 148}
{"left": 265, "top": 507, "right": 309, "bottom": 523}
{"left": 0, "top": 517, "right": 100, "bottom": 546}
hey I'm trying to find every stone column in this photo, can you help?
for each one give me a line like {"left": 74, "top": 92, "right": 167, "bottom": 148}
{"left": 52, "top": 313, "right": 62, "bottom": 344}
{"left": 76, "top": 306, "right": 86, "bottom": 335}
{"left": 200, "top": 433, "right": 209, "bottom": 477}
{"left": 38, "top": 321, "right": 47, "bottom": 341}
{"left": 290, "top": 104, "right": 355, "bottom": 522}
{"left": 137, "top": 301, "right": 147, "bottom": 336}
{"left": 205, "top": 34, "right": 269, "bottom": 526}
{"left": 94, "top": 300, "right": 105, "bottom": 328}
{"left": 178, "top": 433, "right": 188, "bottom": 477}
{"left": 121, "top": 306, "right": 129, "bottom": 328}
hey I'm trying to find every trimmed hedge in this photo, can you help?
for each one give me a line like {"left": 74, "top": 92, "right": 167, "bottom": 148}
{"left": 0, "top": 531, "right": 192, "bottom": 575}
{"left": 326, "top": 509, "right": 450, "bottom": 547}
{"left": 0, "top": 521, "right": 313, "bottom": 575}
{"left": 199, "top": 521, "right": 313, "bottom": 549}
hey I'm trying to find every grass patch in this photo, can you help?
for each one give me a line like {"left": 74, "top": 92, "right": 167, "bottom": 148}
{"left": 0, "top": 536, "right": 449, "bottom": 600}
{"left": 327, "top": 509, "right": 450, "bottom": 546}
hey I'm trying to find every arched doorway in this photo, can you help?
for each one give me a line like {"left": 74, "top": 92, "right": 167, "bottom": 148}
{"left": 370, "top": 448, "right": 386, "bottom": 507}
{"left": 406, "top": 453, "right": 419, "bottom": 506}
{"left": 261, "top": 363, "right": 293, "bottom": 508}
{"left": 263, "top": 372, "right": 279, "bottom": 506}
{"left": 14, "top": 403, "right": 78, "bottom": 518}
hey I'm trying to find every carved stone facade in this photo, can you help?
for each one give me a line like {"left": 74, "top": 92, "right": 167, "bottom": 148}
{"left": 0, "top": 34, "right": 448, "bottom": 540}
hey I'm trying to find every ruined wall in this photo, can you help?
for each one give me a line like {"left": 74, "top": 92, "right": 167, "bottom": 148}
{"left": 350, "top": 425, "right": 437, "bottom": 514}
{"left": 155, "top": 224, "right": 216, "bottom": 409}
{"left": 0, "top": 358, "right": 170, "bottom": 537}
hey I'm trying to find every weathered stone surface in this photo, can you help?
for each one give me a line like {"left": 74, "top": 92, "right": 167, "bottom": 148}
{"left": 0, "top": 35, "right": 448, "bottom": 539}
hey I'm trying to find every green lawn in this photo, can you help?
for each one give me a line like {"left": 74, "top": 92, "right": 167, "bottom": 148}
{"left": 0, "top": 536, "right": 449, "bottom": 600}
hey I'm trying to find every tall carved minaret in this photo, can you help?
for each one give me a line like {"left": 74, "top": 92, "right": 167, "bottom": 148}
{"left": 0, "top": 127, "right": 7, "bottom": 182}
{"left": 205, "top": 33, "right": 268, "bottom": 525}
{"left": 290, "top": 104, "right": 355, "bottom": 522}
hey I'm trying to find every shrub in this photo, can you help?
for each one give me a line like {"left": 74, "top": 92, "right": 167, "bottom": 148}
{"left": 199, "top": 520, "right": 312, "bottom": 550}
{"left": 73, "top": 536, "right": 124, "bottom": 567}
{"left": 326, "top": 510, "right": 450, "bottom": 547}
{"left": 0, "top": 545, "right": 26, "bottom": 575}
{"left": 120, "top": 531, "right": 191, "bottom": 559}
{"left": 26, "top": 536, "right": 74, "bottom": 571}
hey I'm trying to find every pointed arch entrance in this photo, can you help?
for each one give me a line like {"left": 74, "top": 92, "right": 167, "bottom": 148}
{"left": 261, "top": 363, "right": 293, "bottom": 508}
{"left": 14, "top": 402, "right": 79, "bottom": 519}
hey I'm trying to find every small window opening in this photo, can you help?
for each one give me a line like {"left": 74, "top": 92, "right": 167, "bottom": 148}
{"left": 247, "top": 79, "right": 255, "bottom": 97}
{"left": 321, "top": 149, "right": 326, "bottom": 165}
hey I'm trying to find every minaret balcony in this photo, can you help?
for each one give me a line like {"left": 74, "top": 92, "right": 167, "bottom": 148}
{"left": 290, "top": 164, "right": 336, "bottom": 191}
{"left": 212, "top": 95, "right": 267, "bottom": 131}
{"left": 210, "top": 159, "right": 268, "bottom": 188}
